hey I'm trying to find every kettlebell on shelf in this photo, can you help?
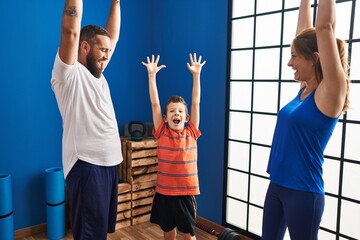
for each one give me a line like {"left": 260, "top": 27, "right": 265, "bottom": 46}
{"left": 128, "top": 121, "right": 146, "bottom": 141}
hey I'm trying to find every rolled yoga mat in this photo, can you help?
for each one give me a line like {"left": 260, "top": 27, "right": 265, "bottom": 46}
{"left": 0, "top": 174, "right": 14, "bottom": 240}
{"left": 0, "top": 213, "right": 14, "bottom": 240}
{"left": 45, "top": 167, "right": 65, "bottom": 240}
{"left": 46, "top": 202, "right": 65, "bottom": 240}
{"left": 45, "top": 167, "right": 65, "bottom": 205}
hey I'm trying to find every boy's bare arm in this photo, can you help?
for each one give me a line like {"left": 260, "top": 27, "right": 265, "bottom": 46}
{"left": 149, "top": 74, "right": 163, "bottom": 131}
{"left": 142, "top": 55, "right": 166, "bottom": 130}
{"left": 187, "top": 53, "right": 206, "bottom": 129}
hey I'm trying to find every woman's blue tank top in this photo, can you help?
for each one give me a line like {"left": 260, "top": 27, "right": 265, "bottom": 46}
{"left": 267, "top": 88, "right": 339, "bottom": 194}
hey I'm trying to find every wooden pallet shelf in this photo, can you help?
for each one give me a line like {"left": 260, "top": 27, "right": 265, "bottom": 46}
{"left": 116, "top": 182, "right": 132, "bottom": 229}
{"left": 119, "top": 137, "right": 158, "bottom": 226}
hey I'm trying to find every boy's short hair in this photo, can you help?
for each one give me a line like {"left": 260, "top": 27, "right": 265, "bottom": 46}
{"left": 165, "top": 96, "right": 188, "bottom": 114}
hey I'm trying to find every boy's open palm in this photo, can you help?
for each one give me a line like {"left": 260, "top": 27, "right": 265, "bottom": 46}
{"left": 187, "top": 53, "right": 206, "bottom": 74}
{"left": 141, "top": 55, "right": 166, "bottom": 76}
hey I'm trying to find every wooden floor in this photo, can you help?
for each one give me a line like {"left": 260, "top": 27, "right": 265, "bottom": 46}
{"left": 19, "top": 221, "right": 218, "bottom": 240}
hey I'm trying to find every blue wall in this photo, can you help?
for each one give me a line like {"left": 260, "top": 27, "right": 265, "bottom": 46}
{"left": 0, "top": 0, "right": 227, "bottom": 230}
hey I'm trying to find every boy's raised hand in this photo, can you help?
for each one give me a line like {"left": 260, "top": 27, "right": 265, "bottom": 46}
{"left": 141, "top": 55, "right": 166, "bottom": 76}
{"left": 187, "top": 53, "right": 206, "bottom": 75}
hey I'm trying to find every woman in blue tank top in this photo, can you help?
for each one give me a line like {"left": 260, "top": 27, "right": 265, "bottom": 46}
{"left": 261, "top": 0, "right": 350, "bottom": 239}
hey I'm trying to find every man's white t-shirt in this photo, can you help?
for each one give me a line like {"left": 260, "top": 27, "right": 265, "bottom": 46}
{"left": 51, "top": 51, "right": 122, "bottom": 178}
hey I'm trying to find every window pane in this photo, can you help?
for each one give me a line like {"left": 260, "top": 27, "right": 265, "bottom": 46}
{"left": 284, "top": 1, "right": 300, "bottom": 9}
{"left": 280, "top": 82, "right": 299, "bottom": 109}
{"left": 232, "top": 18, "right": 254, "bottom": 49}
{"left": 249, "top": 176, "right": 269, "bottom": 206}
{"left": 321, "top": 195, "right": 338, "bottom": 231}
{"left": 229, "top": 111, "right": 251, "bottom": 141}
{"left": 226, "top": 198, "right": 247, "bottom": 229}
{"left": 346, "top": 82, "right": 360, "bottom": 121}
{"left": 251, "top": 145, "right": 270, "bottom": 177}
{"left": 230, "top": 81, "right": 252, "bottom": 111}
{"left": 354, "top": 2, "right": 360, "bottom": 39}
{"left": 254, "top": 48, "right": 280, "bottom": 79}
{"left": 324, "top": 123, "right": 342, "bottom": 158}
{"left": 256, "top": 0, "right": 282, "bottom": 13}
{"left": 335, "top": 2, "right": 352, "bottom": 41}
{"left": 350, "top": 43, "right": 360, "bottom": 80}
{"left": 282, "top": 10, "right": 299, "bottom": 45}
{"left": 248, "top": 205, "right": 263, "bottom": 236}
{"left": 318, "top": 230, "right": 336, "bottom": 240}
{"left": 340, "top": 200, "right": 360, "bottom": 239}
{"left": 323, "top": 158, "right": 340, "bottom": 195}
{"left": 228, "top": 141, "right": 249, "bottom": 171}
{"left": 344, "top": 123, "right": 360, "bottom": 161}
{"left": 227, "top": 170, "right": 248, "bottom": 201}
{"left": 342, "top": 162, "right": 360, "bottom": 200}
{"left": 281, "top": 47, "right": 293, "bottom": 80}
{"left": 255, "top": 13, "right": 282, "bottom": 47}
{"left": 253, "top": 82, "right": 279, "bottom": 113}
{"left": 231, "top": 50, "right": 253, "bottom": 79}
{"left": 284, "top": 231, "right": 291, "bottom": 240}
{"left": 232, "top": 0, "right": 255, "bottom": 18}
{"left": 252, "top": 114, "right": 277, "bottom": 146}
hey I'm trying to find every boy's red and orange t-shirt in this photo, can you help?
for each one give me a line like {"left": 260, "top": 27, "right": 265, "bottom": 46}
{"left": 152, "top": 121, "right": 201, "bottom": 196}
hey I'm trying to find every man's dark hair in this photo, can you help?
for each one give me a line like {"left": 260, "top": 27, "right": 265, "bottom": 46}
{"left": 79, "top": 24, "right": 110, "bottom": 45}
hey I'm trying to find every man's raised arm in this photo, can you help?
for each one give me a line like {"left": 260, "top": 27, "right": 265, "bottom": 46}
{"left": 59, "top": 0, "right": 82, "bottom": 65}
{"left": 106, "top": 0, "right": 121, "bottom": 60}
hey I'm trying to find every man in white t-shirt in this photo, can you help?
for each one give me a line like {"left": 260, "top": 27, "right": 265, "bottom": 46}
{"left": 50, "top": 0, "right": 123, "bottom": 239}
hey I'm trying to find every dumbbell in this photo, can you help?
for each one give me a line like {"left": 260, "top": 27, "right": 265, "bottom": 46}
{"left": 217, "top": 227, "right": 241, "bottom": 240}
{"left": 196, "top": 221, "right": 241, "bottom": 240}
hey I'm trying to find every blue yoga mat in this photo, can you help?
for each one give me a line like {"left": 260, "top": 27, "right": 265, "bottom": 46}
{"left": 0, "top": 174, "right": 13, "bottom": 217}
{"left": 45, "top": 167, "right": 65, "bottom": 205}
{"left": 0, "top": 213, "right": 14, "bottom": 240}
{"left": 46, "top": 202, "right": 66, "bottom": 240}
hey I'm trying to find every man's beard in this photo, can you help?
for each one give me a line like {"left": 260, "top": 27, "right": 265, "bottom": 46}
{"left": 86, "top": 51, "right": 103, "bottom": 78}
